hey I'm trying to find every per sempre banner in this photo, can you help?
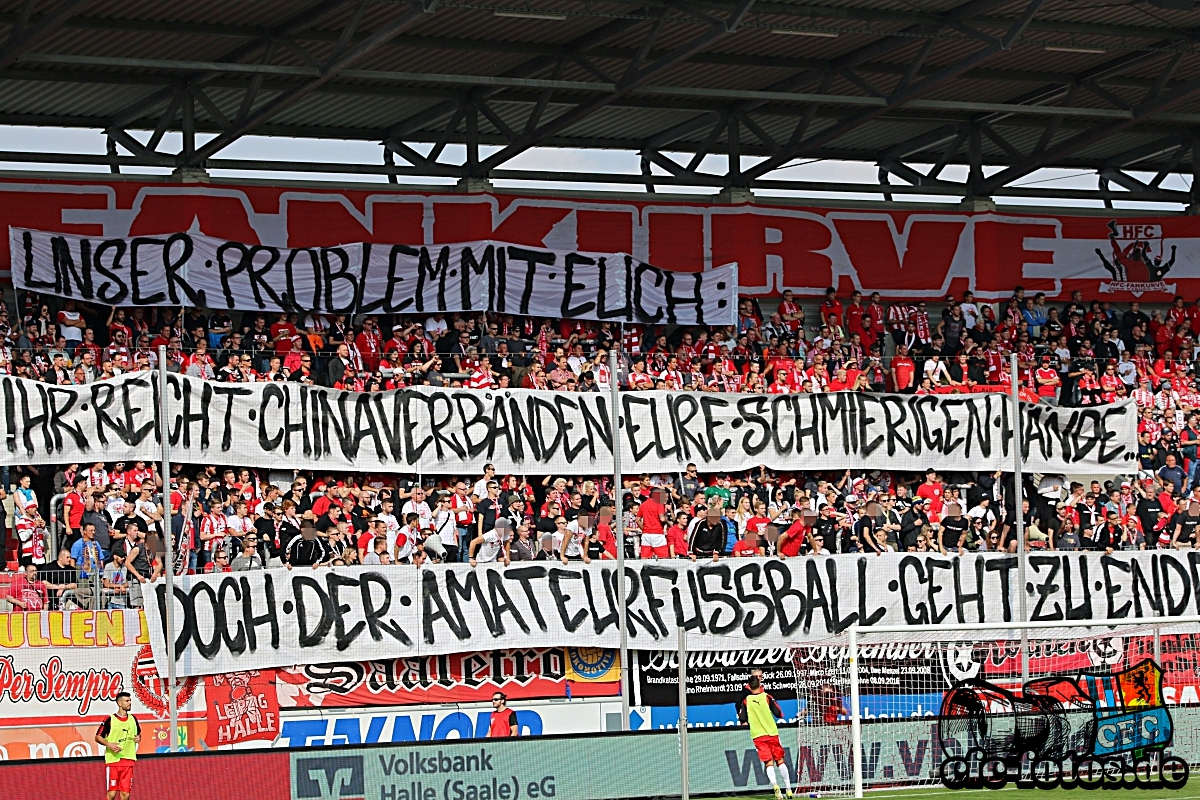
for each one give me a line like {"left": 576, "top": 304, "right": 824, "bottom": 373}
{"left": 148, "top": 552, "right": 1200, "bottom": 678}
{"left": 0, "top": 372, "right": 1136, "bottom": 474}
{"left": 10, "top": 228, "right": 737, "bottom": 324}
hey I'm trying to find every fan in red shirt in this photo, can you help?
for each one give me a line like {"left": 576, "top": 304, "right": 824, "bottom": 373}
{"left": 891, "top": 345, "right": 916, "bottom": 392}
{"left": 627, "top": 360, "right": 654, "bottom": 390}
{"left": 766, "top": 348, "right": 793, "bottom": 378}
{"left": 731, "top": 528, "right": 764, "bottom": 557}
{"left": 666, "top": 512, "right": 690, "bottom": 558}
{"left": 355, "top": 319, "right": 383, "bottom": 372}
{"left": 637, "top": 489, "right": 669, "bottom": 558}
{"left": 596, "top": 509, "right": 618, "bottom": 558}
{"left": 62, "top": 477, "right": 87, "bottom": 538}
{"left": 271, "top": 315, "right": 301, "bottom": 354}
{"left": 916, "top": 470, "right": 944, "bottom": 518}
{"left": 845, "top": 291, "right": 866, "bottom": 338}
{"left": 819, "top": 287, "right": 844, "bottom": 329}
{"left": 1099, "top": 362, "right": 1123, "bottom": 402}
{"left": 1034, "top": 358, "right": 1060, "bottom": 398}
{"left": 776, "top": 513, "right": 809, "bottom": 558}
{"left": 467, "top": 359, "right": 496, "bottom": 390}
{"left": 865, "top": 293, "right": 887, "bottom": 342}
{"left": 744, "top": 510, "right": 771, "bottom": 541}
{"left": 126, "top": 461, "right": 153, "bottom": 488}
{"left": 778, "top": 290, "right": 804, "bottom": 333}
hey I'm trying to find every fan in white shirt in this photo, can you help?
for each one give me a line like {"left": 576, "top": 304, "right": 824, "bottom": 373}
{"left": 226, "top": 504, "right": 255, "bottom": 538}
{"left": 376, "top": 500, "right": 400, "bottom": 552}
{"left": 401, "top": 487, "right": 434, "bottom": 531}
{"left": 923, "top": 356, "right": 951, "bottom": 386}
{"left": 472, "top": 466, "right": 497, "bottom": 501}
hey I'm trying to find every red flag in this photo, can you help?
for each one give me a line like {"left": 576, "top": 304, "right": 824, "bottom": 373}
{"left": 204, "top": 670, "right": 280, "bottom": 747}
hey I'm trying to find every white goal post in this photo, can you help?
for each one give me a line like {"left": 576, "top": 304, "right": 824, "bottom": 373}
{"left": 788, "top": 616, "right": 1200, "bottom": 798}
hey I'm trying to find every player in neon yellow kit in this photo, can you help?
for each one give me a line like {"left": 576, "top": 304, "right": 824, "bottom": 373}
{"left": 738, "top": 675, "right": 793, "bottom": 799}
{"left": 95, "top": 691, "right": 141, "bottom": 800}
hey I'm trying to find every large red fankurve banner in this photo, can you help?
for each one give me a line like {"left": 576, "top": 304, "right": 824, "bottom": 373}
{"left": 0, "top": 176, "right": 1194, "bottom": 300}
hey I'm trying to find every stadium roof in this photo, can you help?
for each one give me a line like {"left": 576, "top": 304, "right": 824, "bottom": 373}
{"left": 2, "top": 0, "right": 1200, "bottom": 204}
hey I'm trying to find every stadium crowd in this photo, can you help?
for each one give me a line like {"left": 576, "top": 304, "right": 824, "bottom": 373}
{"left": 1, "top": 285, "right": 1197, "bottom": 611}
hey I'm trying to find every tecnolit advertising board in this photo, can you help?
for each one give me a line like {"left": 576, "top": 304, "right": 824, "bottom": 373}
{"left": 276, "top": 698, "right": 618, "bottom": 749}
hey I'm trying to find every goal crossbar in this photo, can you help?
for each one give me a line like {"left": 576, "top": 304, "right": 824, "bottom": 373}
{"left": 847, "top": 615, "right": 1200, "bottom": 636}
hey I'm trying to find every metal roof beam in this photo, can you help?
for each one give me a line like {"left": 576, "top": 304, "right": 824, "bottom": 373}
{"left": 636, "top": 0, "right": 1019, "bottom": 176}
{"left": 0, "top": 110, "right": 1194, "bottom": 173}
{"left": 471, "top": 0, "right": 759, "bottom": 175}
{"left": 380, "top": 11, "right": 645, "bottom": 151}
{"left": 184, "top": 0, "right": 440, "bottom": 165}
{"left": 11, "top": 65, "right": 1200, "bottom": 140}
{"left": 679, "top": 0, "right": 1193, "bottom": 41}
{"left": 28, "top": 54, "right": 1200, "bottom": 122}
{"left": 1100, "top": 134, "right": 1190, "bottom": 170}
{"left": 5, "top": 26, "right": 1192, "bottom": 101}
{"left": 0, "top": 1, "right": 1187, "bottom": 46}
{"left": 737, "top": 0, "right": 1047, "bottom": 185}
{"left": 100, "top": 0, "right": 361, "bottom": 136}
{"left": 0, "top": 149, "right": 1189, "bottom": 202}
{"left": 1099, "top": 168, "right": 1150, "bottom": 193}
{"left": 0, "top": 0, "right": 94, "bottom": 70}
{"left": 980, "top": 57, "right": 1200, "bottom": 192}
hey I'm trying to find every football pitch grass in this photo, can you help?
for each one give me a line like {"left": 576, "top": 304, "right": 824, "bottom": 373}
{"left": 723, "top": 786, "right": 1200, "bottom": 800}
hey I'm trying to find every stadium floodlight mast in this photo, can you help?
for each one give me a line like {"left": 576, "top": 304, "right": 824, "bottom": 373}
{"left": 158, "top": 345, "right": 178, "bottom": 752}
{"left": 1010, "top": 353, "right": 1029, "bottom": 685}
{"left": 610, "top": 332, "right": 630, "bottom": 731}
{"left": 679, "top": 624, "right": 690, "bottom": 800}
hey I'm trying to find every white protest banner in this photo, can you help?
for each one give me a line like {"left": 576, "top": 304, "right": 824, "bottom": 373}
{"left": 10, "top": 228, "right": 737, "bottom": 324}
{"left": 0, "top": 373, "right": 1137, "bottom": 474}
{"left": 146, "top": 552, "right": 1200, "bottom": 677}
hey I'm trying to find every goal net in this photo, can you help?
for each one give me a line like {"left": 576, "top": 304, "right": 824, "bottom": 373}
{"left": 789, "top": 620, "right": 1200, "bottom": 797}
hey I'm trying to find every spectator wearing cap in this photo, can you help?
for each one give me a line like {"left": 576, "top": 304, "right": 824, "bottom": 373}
{"left": 900, "top": 497, "right": 930, "bottom": 550}
{"left": 1035, "top": 356, "right": 1060, "bottom": 402}
{"left": 384, "top": 324, "right": 411, "bottom": 359}
{"left": 473, "top": 482, "right": 502, "bottom": 560}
